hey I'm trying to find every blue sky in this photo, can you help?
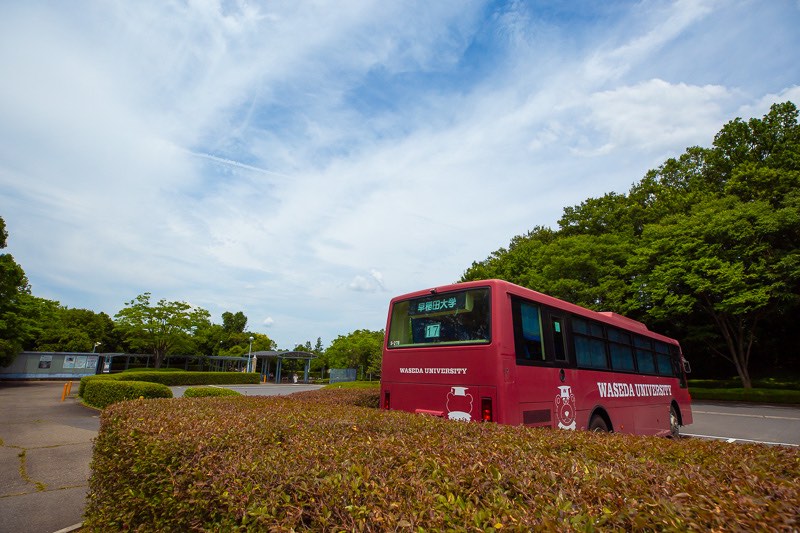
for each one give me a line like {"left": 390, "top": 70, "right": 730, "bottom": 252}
{"left": 1, "top": 0, "right": 798, "bottom": 350}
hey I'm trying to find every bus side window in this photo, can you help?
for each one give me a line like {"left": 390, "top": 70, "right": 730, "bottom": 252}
{"left": 512, "top": 299, "right": 545, "bottom": 362}
{"left": 634, "top": 336, "right": 656, "bottom": 374}
{"left": 654, "top": 342, "right": 674, "bottom": 376}
{"left": 551, "top": 316, "right": 567, "bottom": 362}
{"left": 607, "top": 328, "right": 635, "bottom": 371}
{"left": 573, "top": 317, "right": 608, "bottom": 369}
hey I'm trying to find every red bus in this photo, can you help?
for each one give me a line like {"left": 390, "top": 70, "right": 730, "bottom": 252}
{"left": 380, "top": 279, "right": 692, "bottom": 437}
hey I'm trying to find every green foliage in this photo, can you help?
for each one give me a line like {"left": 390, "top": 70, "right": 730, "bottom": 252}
{"left": 183, "top": 387, "right": 242, "bottom": 398}
{"left": 84, "top": 390, "right": 799, "bottom": 531}
{"left": 83, "top": 380, "right": 173, "bottom": 408}
{"left": 295, "top": 385, "right": 380, "bottom": 408}
{"left": 689, "top": 387, "right": 800, "bottom": 404}
{"left": 218, "top": 331, "right": 275, "bottom": 358}
{"left": 629, "top": 195, "right": 800, "bottom": 386}
{"left": 0, "top": 216, "right": 36, "bottom": 366}
{"left": 221, "top": 311, "right": 248, "bottom": 333}
{"left": 325, "top": 329, "right": 384, "bottom": 377}
{"left": 122, "top": 367, "right": 187, "bottom": 373}
{"left": 33, "top": 306, "right": 117, "bottom": 353}
{"left": 77, "top": 374, "right": 119, "bottom": 397}
{"left": 114, "top": 293, "right": 212, "bottom": 368}
{"left": 689, "top": 377, "right": 800, "bottom": 403}
{"left": 79, "top": 371, "right": 259, "bottom": 396}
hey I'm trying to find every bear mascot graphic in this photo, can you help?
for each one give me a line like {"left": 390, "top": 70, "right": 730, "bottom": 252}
{"left": 446, "top": 386, "right": 473, "bottom": 421}
{"left": 555, "top": 385, "right": 576, "bottom": 430}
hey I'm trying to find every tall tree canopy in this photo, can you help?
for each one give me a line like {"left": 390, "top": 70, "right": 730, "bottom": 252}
{"left": 114, "top": 293, "right": 212, "bottom": 368}
{"left": 462, "top": 102, "right": 800, "bottom": 386}
{"left": 325, "top": 329, "right": 385, "bottom": 378}
{"left": 34, "top": 306, "right": 118, "bottom": 353}
{"left": 221, "top": 311, "right": 248, "bottom": 333}
{"left": 0, "top": 216, "right": 38, "bottom": 366}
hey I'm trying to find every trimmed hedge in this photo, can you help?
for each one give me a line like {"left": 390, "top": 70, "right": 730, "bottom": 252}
{"left": 689, "top": 378, "right": 800, "bottom": 391}
{"left": 183, "top": 387, "right": 242, "bottom": 398}
{"left": 122, "top": 367, "right": 187, "bottom": 373}
{"left": 689, "top": 387, "right": 800, "bottom": 404}
{"left": 84, "top": 390, "right": 799, "bottom": 531}
{"left": 79, "top": 371, "right": 259, "bottom": 396}
{"left": 83, "top": 380, "right": 173, "bottom": 409}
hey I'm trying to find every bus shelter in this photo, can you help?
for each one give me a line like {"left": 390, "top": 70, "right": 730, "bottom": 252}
{"left": 253, "top": 351, "right": 316, "bottom": 383}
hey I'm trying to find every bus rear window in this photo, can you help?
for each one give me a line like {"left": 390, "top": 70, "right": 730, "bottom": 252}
{"left": 387, "top": 288, "right": 491, "bottom": 347}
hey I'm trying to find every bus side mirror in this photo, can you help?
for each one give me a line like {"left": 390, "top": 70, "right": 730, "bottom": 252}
{"left": 683, "top": 360, "right": 692, "bottom": 374}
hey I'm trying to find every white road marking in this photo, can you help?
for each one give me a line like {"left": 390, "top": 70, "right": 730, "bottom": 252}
{"left": 692, "top": 410, "right": 800, "bottom": 421}
{"left": 682, "top": 432, "right": 799, "bottom": 447}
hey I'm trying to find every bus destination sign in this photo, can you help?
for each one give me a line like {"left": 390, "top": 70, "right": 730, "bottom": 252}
{"left": 409, "top": 292, "right": 468, "bottom": 315}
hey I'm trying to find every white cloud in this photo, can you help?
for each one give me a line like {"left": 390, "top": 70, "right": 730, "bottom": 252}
{"left": 579, "top": 79, "right": 733, "bottom": 154}
{"left": 347, "top": 270, "right": 386, "bottom": 293}
{"left": 263, "top": 317, "right": 275, "bottom": 328}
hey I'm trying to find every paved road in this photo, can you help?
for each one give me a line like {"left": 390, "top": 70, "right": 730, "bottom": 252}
{"left": 685, "top": 400, "right": 800, "bottom": 446}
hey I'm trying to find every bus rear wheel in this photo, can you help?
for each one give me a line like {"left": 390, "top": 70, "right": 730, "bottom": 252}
{"left": 669, "top": 405, "right": 680, "bottom": 438}
{"left": 588, "top": 414, "right": 609, "bottom": 432}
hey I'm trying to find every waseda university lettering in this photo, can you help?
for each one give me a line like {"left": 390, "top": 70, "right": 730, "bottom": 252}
{"left": 400, "top": 367, "right": 468, "bottom": 375}
{"left": 597, "top": 382, "right": 673, "bottom": 398}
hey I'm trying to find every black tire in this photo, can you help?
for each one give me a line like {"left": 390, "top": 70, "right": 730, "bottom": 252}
{"left": 669, "top": 405, "right": 680, "bottom": 438}
{"left": 588, "top": 414, "right": 609, "bottom": 432}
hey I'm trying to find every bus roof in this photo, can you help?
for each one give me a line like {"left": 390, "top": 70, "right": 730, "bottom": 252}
{"left": 395, "top": 279, "right": 678, "bottom": 345}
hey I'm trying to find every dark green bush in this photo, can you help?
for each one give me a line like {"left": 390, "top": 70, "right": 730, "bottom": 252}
{"left": 83, "top": 380, "right": 173, "bottom": 409}
{"left": 84, "top": 389, "right": 799, "bottom": 531}
{"left": 183, "top": 387, "right": 242, "bottom": 398}
{"left": 690, "top": 387, "right": 800, "bottom": 404}
{"left": 80, "top": 371, "right": 259, "bottom": 396}
{"left": 78, "top": 374, "right": 118, "bottom": 397}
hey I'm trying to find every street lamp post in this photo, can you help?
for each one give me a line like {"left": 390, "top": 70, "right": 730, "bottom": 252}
{"left": 92, "top": 341, "right": 101, "bottom": 353}
{"left": 248, "top": 336, "right": 254, "bottom": 372}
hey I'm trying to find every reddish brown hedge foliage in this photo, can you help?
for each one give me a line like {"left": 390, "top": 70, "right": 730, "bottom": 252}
{"left": 84, "top": 391, "right": 799, "bottom": 531}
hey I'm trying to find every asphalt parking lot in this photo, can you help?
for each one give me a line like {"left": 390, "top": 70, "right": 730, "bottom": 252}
{"left": 0, "top": 381, "right": 99, "bottom": 533}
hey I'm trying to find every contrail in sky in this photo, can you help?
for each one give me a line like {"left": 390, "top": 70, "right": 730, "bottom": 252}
{"left": 187, "top": 150, "right": 292, "bottom": 179}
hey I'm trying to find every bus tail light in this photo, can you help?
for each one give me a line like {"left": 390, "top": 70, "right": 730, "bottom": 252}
{"left": 383, "top": 391, "right": 390, "bottom": 410}
{"left": 481, "top": 397, "right": 493, "bottom": 422}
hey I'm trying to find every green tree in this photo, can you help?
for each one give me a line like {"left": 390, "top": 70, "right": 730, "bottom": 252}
{"left": 463, "top": 230, "right": 632, "bottom": 313}
{"left": 193, "top": 322, "right": 227, "bottom": 356}
{"left": 0, "top": 217, "right": 37, "bottom": 366}
{"left": 221, "top": 311, "right": 248, "bottom": 333}
{"left": 326, "top": 329, "right": 384, "bottom": 378}
{"left": 34, "top": 306, "right": 117, "bottom": 352}
{"left": 629, "top": 196, "right": 800, "bottom": 388}
{"left": 219, "top": 331, "right": 275, "bottom": 357}
{"left": 114, "top": 293, "right": 211, "bottom": 368}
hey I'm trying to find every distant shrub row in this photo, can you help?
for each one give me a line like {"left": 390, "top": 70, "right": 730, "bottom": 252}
{"left": 79, "top": 371, "right": 259, "bottom": 397}
{"left": 84, "top": 389, "right": 799, "bottom": 531}
{"left": 183, "top": 387, "right": 242, "bottom": 398}
{"left": 690, "top": 387, "right": 800, "bottom": 404}
{"left": 689, "top": 378, "right": 800, "bottom": 391}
